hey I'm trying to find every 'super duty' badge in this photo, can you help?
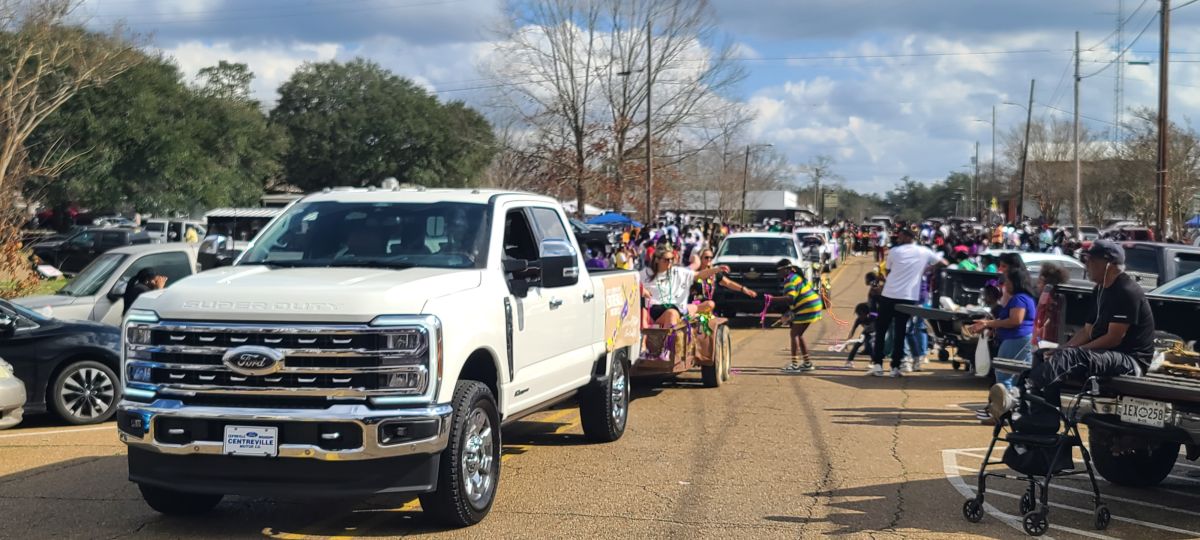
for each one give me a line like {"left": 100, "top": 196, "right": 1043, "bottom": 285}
{"left": 222, "top": 345, "right": 285, "bottom": 376}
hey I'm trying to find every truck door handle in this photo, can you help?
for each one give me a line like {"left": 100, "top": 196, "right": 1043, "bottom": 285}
{"left": 583, "top": 291, "right": 595, "bottom": 302}
{"left": 549, "top": 298, "right": 564, "bottom": 308}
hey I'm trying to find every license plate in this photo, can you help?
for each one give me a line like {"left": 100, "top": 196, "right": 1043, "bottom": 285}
{"left": 1118, "top": 397, "right": 1170, "bottom": 428}
{"left": 223, "top": 425, "right": 278, "bottom": 457}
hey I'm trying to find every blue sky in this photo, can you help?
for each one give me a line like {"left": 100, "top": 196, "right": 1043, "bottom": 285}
{"left": 78, "top": 0, "right": 1200, "bottom": 194}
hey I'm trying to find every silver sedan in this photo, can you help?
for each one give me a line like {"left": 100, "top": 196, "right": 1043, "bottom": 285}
{"left": 0, "top": 358, "right": 25, "bottom": 429}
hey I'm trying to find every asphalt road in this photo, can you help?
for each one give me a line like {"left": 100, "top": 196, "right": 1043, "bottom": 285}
{"left": 3, "top": 255, "right": 1200, "bottom": 539}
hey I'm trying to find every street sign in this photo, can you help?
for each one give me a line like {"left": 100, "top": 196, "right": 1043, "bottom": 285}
{"left": 823, "top": 192, "right": 839, "bottom": 209}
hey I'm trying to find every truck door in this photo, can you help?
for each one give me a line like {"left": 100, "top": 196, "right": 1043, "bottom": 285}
{"left": 501, "top": 207, "right": 592, "bottom": 409}
{"left": 527, "top": 206, "right": 595, "bottom": 381}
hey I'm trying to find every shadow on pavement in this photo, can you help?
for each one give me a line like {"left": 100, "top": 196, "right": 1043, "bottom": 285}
{"left": 823, "top": 406, "right": 980, "bottom": 428}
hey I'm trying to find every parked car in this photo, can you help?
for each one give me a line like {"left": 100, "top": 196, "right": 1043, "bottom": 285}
{"left": 198, "top": 207, "right": 284, "bottom": 270}
{"left": 1104, "top": 226, "right": 1154, "bottom": 242}
{"left": 93, "top": 216, "right": 136, "bottom": 228}
{"left": 981, "top": 250, "right": 1088, "bottom": 281}
{"left": 1119, "top": 241, "right": 1200, "bottom": 289}
{"left": 143, "top": 219, "right": 205, "bottom": 243}
{"left": 794, "top": 226, "right": 838, "bottom": 269}
{"left": 32, "top": 227, "right": 154, "bottom": 274}
{"left": 0, "top": 299, "right": 121, "bottom": 425}
{"left": 0, "top": 358, "right": 25, "bottom": 430}
{"left": 116, "top": 189, "right": 641, "bottom": 525}
{"left": 711, "top": 232, "right": 804, "bottom": 316}
{"left": 1151, "top": 270, "right": 1200, "bottom": 298}
{"left": 16, "top": 243, "right": 199, "bottom": 326}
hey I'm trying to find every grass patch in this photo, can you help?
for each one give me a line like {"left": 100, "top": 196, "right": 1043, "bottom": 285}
{"left": 27, "top": 279, "right": 69, "bottom": 296}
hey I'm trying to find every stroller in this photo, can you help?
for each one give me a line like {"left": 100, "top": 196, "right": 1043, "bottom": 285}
{"left": 961, "top": 376, "right": 1111, "bottom": 536}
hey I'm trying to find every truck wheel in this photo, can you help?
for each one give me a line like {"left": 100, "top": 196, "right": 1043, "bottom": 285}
{"left": 1088, "top": 427, "right": 1180, "bottom": 487}
{"left": 50, "top": 360, "right": 119, "bottom": 425}
{"left": 580, "top": 355, "right": 629, "bottom": 443}
{"left": 420, "top": 381, "right": 501, "bottom": 527}
{"left": 138, "top": 484, "right": 222, "bottom": 515}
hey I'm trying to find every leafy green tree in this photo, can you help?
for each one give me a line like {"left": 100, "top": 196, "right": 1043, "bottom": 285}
{"left": 197, "top": 60, "right": 253, "bottom": 102}
{"left": 26, "top": 55, "right": 286, "bottom": 215}
{"left": 271, "top": 58, "right": 496, "bottom": 191}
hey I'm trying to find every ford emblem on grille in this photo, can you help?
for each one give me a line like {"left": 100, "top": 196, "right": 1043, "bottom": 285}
{"left": 222, "top": 345, "right": 285, "bottom": 376}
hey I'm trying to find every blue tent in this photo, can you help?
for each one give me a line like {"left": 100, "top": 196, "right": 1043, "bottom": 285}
{"left": 1187, "top": 215, "right": 1200, "bottom": 228}
{"left": 587, "top": 212, "right": 643, "bottom": 228}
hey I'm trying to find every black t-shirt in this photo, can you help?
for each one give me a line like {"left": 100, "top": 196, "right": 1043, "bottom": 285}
{"left": 123, "top": 281, "right": 153, "bottom": 315}
{"left": 1086, "top": 273, "right": 1156, "bottom": 362}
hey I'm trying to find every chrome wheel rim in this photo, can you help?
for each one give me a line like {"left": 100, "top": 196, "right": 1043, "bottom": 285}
{"left": 611, "top": 361, "right": 628, "bottom": 428}
{"left": 61, "top": 366, "right": 115, "bottom": 420}
{"left": 460, "top": 408, "right": 495, "bottom": 509}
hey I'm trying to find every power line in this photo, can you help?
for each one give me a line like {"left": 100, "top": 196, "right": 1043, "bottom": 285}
{"left": 1172, "top": 0, "right": 1200, "bottom": 10}
{"left": 1081, "top": 9, "right": 1158, "bottom": 78}
{"left": 1087, "top": 0, "right": 1151, "bottom": 50}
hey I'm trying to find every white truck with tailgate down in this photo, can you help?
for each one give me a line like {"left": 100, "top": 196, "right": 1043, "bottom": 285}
{"left": 117, "top": 188, "right": 641, "bottom": 527}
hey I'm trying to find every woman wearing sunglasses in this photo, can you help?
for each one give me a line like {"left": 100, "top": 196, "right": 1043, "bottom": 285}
{"left": 641, "top": 246, "right": 730, "bottom": 330}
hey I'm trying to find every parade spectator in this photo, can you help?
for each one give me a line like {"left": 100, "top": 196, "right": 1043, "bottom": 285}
{"left": 970, "top": 267, "right": 1036, "bottom": 423}
{"left": 988, "top": 240, "right": 1155, "bottom": 417}
{"left": 778, "top": 259, "right": 823, "bottom": 372}
{"left": 869, "top": 228, "right": 947, "bottom": 377}
{"left": 1032, "top": 262, "right": 1070, "bottom": 346}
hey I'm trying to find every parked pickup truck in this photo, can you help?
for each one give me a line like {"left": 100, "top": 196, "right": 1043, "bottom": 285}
{"left": 116, "top": 189, "right": 642, "bottom": 527}
{"left": 1055, "top": 281, "right": 1200, "bottom": 487}
{"left": 1120, "top": 241, "right": 1200, "bottom": 290}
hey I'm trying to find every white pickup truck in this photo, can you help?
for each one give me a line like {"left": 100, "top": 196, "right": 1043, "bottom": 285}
{"left": 116, "top": 188, "right": 641, "bottom": 527}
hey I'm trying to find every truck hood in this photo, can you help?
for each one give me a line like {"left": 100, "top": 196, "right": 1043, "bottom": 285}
{"left": 14, "top": 294, "right": 80, "bottom": 309}
{"left": 141, "top": 266, "right": 483, "bottom": 323}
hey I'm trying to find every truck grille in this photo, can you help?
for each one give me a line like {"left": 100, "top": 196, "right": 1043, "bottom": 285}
{"left": 128, "top": 322, "right": 429, "bottom": 400}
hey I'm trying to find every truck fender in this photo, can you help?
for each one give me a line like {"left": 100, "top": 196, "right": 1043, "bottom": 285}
{"left": 590, "top": 346, "right": 631, "bottom": 387}
{"left": 457, "top": 348, "right": 505, "bottom": 411}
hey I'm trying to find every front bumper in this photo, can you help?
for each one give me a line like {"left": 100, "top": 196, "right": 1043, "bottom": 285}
{"left": 0, "top": 377, "right": 25, "bottom": 430}
{"left": 117, "top": 399, "right": 453, "bottom": 460}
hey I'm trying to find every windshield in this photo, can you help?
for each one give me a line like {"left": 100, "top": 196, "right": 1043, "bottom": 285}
{"left": 1157, "top": 273, "right": 1200, "bottom": 298}
{"left": 718, "top": 237, "right": 797, "bottom": 258}
{"left": 240, "top": 200, "right": 491, "bottom": 269}
{"left": 56, "top": 253, "right": 127, "bottom": 297}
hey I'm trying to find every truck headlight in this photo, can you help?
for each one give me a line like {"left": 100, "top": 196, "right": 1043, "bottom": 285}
{"left": 368, "top": 315, "right": 442, "bottom": 404}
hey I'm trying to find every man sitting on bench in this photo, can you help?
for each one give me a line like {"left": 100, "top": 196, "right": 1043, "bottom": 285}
{"left": 988, "top": 240, "right": 1156, "bottom": 416}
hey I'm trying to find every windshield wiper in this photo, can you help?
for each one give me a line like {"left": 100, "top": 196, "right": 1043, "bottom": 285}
{"left": 326, "top": 260, "right": 416, "bottom": 270}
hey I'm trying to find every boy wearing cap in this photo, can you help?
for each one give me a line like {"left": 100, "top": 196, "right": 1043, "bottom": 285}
{"left": 987, "top": 239, "right": 1156, "bottom": 416}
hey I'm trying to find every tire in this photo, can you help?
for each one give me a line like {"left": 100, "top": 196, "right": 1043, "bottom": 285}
{"left": 962, "top": 498, "right": 983, "bottom": 523}
{"left": 719, "top": 326, "right": 733, "bottom": 382}
{"left": 701, "top": 335, "right": 723, "bottom": 389}
{"left": 420, "top": 381, "right": 501, "bottom": 527}
{"left": 580, "top": 355, "right": 630, "bottom": 442}
{"left": 1089, "top": 427, "right": 1180, "bottom": 487}
{"left": 138, "top": 484, "right": 222, "bottom": 515}
{"left": 938, "top": 348, "right": 950, "bottom": 363}
{"left": 50, "top": 360, "right": 119, "bottom": 425}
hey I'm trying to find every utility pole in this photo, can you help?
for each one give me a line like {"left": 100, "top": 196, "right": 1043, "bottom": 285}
{"left": 973, "top": 140, "right": 979, "bottom": 219}
{"left": 1018, "top": 79, "right": 1035, "bottom": 224}
{"left": 1074, "top": 31, "right": 1083, "bottom": 239}
{"left": 1156, "top": 0, "right": 1170, "bottom": 240}
{"left": 990, "top": 105, "right": 996, "bottom": 222}
{"left": 643, "top": 18, "right": 654, "bottom": 226}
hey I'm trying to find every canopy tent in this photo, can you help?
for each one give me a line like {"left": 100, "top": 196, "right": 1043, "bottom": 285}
{"left": 587, "top": 212, "right": 642, "bottom": 228}
{"left": 1187, "top": 215, "right": 1200, "bottom": 228}
{"left": 559, "top": 200, "right": 607, "bottom": 216}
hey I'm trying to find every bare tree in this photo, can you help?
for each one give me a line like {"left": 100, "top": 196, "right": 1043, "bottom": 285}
{"left": 598, "top": 0, "right": 745, "bottom": 210}
{"left": 0, "top": 0, "right": 139, "bottom": 194}
{"left": 800, "top": 154, "right": 841, "bottom": 221}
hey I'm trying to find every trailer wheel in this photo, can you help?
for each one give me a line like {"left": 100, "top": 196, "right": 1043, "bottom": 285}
{"left": 1089, "top": 426, "right": 1179, "bottom": 487}
{"left": 701, "top": 328, "right": 725, "bottom": 388}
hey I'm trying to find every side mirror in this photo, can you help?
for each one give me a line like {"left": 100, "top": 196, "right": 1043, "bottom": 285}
{"left": 503, "top": 258, "right": 541, "bottom": 298}
{"left": 539, "top": 239, "right": 579, "bottom": 288}
{"left": 0, "top": 315, "right": 16, "bottom": 338}
{"left": 215, "top": 249, "right": 242, "bottom": 267}
{"left": 107, "top": 279, "right": 128, "bottom": 302}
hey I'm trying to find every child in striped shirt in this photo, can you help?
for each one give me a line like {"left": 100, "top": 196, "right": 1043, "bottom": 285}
{"left": 778, "top": 259, "right": 824, "bottom": 372}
